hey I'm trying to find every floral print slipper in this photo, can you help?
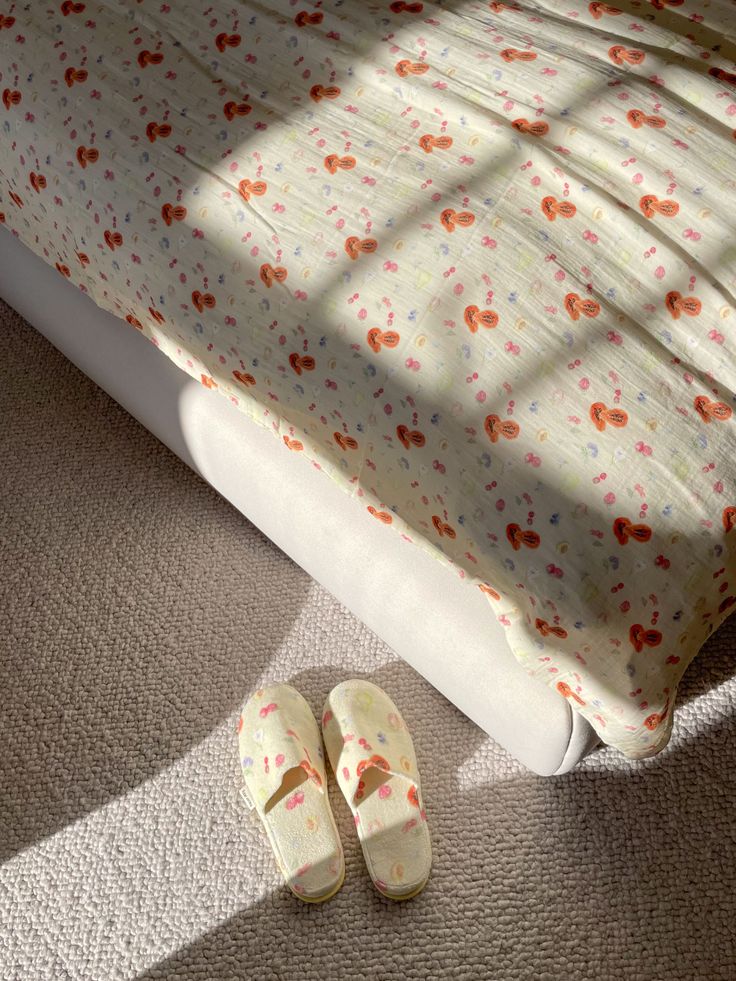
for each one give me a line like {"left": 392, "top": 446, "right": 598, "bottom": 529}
{"left": 322, "top": 680, "right": 431, "bottom": 901}
{"left": 238, "top": 684, "right": 345, "bottom": 902}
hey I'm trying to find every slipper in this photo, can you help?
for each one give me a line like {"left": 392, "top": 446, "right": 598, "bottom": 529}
{"left": 321, "top": 680, "right": 432, "bottom": 900}
{"left": 238, "top": 683, "right": 345, "bottom": 902}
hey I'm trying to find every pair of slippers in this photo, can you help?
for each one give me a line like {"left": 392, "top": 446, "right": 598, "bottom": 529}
{"left": 238, "top": 680, "right": 431, "bottom": 902}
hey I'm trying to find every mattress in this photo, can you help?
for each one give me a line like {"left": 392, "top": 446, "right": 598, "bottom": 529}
{"left": 2, "top": 0, "right": 735, "bottom": 759}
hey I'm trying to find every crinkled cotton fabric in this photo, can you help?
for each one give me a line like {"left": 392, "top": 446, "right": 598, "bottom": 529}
{"left": 2, "top": 0, "right": 735, "bottom": 758}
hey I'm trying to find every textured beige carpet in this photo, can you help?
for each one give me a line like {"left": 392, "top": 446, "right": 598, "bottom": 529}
{"left": 1, "top": 299, "right": 735, "bottom": 981}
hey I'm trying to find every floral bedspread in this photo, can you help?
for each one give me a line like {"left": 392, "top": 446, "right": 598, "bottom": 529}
{"left": 2, "top": 0, "right": 735, "bottom": 757}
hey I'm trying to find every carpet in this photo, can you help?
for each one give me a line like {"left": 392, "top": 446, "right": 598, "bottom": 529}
{"left": 1, "top": 299, "right": 734, "bottom": 981}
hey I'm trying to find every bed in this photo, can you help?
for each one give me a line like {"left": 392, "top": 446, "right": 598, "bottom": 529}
{"left": 2, "top": 0, "right": 735, "bottom": 773}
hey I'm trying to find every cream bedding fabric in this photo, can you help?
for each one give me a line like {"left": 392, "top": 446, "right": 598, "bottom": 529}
{"left": 1, "top": 0, "right": 735, "bottom": 758}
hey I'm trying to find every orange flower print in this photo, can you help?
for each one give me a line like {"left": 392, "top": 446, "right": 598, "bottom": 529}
{"left": 283, "top": 436, "right": 304, "bottom": 451}
{"left": 299, "top": 759, "right": 323, "bottom": 787}
{"left": 29, "top": 172, "right": 46, "bottom": 193}
{"left": 464, "top": 305, "right": 499, "bottom": 332}
{"left": 608, "top": 45, "right": 646, "bottom": 66}
{"left": 0, "top": 87, "right": 20, "bottom": 110}
{"left": 238, "top": 178, "right": 267, "bottom": 202}
{"left": 643, "top": 710, "right": 665, "bottom": 731}
{"left": 639, "top": 194, "right": 679, "bottom": 218}
{"left": 418, "top": 134, "right": 453, "bottom": 153}
{"left": 367, "top": 328, "right": 400, "bottom": 352}
{"left": 344, "top": 236, "right": 378, "bottom": 259}
{"left": 146, "top": 121, "right": 172, "bottom": 142}
{"left": 650, "top": 0, "right": 684, "bottom": 8}
{"left": 334, "top": 431, "right": 359, "bottom": 450}
{"left": 407, "top": 785, "right": 420, "bottom": 808}
{"left": 665, "top": 291, "right": 701, "bottom": 319}
{"left": 535, "top": 618, "right": 568, "bottom": 639}
{"left": 719, "top": 595, "right": 735, "bottom": 615}
{"left": 588, "top": 2, "right": 622, "bottom": 17}
{"left": 723, "top": 507, "right": 736, "bottom": 533}
{"left": 126, "top": 314, "right": 143, "bottom": 330}
{"left": 484, "top": 414, "right": 520, "bottom": 443}
{"left": 626, "top": 109, "right": 666, "bottom": 129}
{"left": 232, "top": 370, "right": 256, "bottom": 387}
{"left": 367, "top": 506, "right": 393, "bottom": 524}
{"left": 223, "top": 100, "right": 252, "bottom": 120}
{"left": 324, "top": 153, "right": 356, "bottom": 173}
{"left": 56, "top": 262, "right": 71, "bottom": 277}
{"left": 500, "top": 49, "right": 537, "bottom": 62}
{"left": 295, "top": 10, "right": 323, "bottom": 26}
{"left": 389, "top": 1, "right": 424, "bottom": 12}
{"left": 60, "top": 1, "right": 85, "bottom": 14}
{"left": 478, "top": 582, "right": 501, "bottom": 601}
{"left": 9, "top": 191, "right": 23, "bottom": 208}
{"left": 137, "top": 49, "right": 164, "bottom": 69}
{"left": 541, "top": 195, "right": 576, "bottom": 221}
{"left": 76, "top": 145, "right": 99, "bottom": 168}
{"left": 201, "top": 375, "right": 217, "bottom": 389}
{"left": 440, "top": 208, "right": 475, "bottom": 231}
{"left": 556, "top": 681, "right": 585, "bottom": 706}
{"left": 356, "top": 755, "right": 390, "bottom": 778}
{"left": 309, "top": 84, "right": 341, "bottom": 102}
{"left": 396, "top": 425, "right": 426, "bottom": 449}
{"left": 506, "top": 524, "right": 540, "bottom": 550}
{"left": 395, "top": 60, "right": 429, "bottom": 77}
{"left": 259, "top": 263, "right": 288, "bottom": 287}
{"left": 215, "top": 32, "right": 241, "bottom": 51}
{"left": 693, "top": 395, "right": 732, "bottom": 423}
{"left": 161, "top": 203, "right": 187, "bottom": 225}
{"left": 432, "top": 515, "right": 456, "bottom": 539}
{"left": 489, "top": 2, "right": 522, "bottom": 12}
{"left": 191, "top": 290, "right": 216, "bottom": 312}
{"left": 709, "top": 67, "right": 736, "bottom": 85}
{"left": 63, "top": 67, "right": 88, "bottom": 87}
{"left": 511, "top": 118, "right": 549, "bottom": 137}
{"left": 288, "top": 353, "right": 315, "bottom": 374}
{"left": 298, "top": 756, "right": 322, "bottom": 787}
{"left": 565, "top": 292, "right": 600, "bottom": 320}
{"left": 0, "top": 14, "right": 15, "bottom": 28}
{"left": 104, "top": 229, "right": 123, "bottom": 250}
{"left": 76, "top": 251, "right": 90, "bottom": 266}
{"left": 629, "top": 623, "right": 663, "bottom": 653}
{"left": 613, "top": 516, "right": 653, "bottom": 545}
{"left": 590, "top": 402, "right": 628, "bottom": 431}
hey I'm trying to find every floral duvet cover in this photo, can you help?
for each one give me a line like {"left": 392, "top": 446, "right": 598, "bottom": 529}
{"left": 2, "top": 0, "right": 736, "bottom": 757}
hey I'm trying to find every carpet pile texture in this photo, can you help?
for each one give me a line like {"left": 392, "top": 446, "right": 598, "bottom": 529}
{"left": 1, "top": 300, "right": 734, "bottom": 980}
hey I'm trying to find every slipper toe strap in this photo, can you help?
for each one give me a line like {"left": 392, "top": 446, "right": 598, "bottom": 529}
{"left": 322, "top": 709, "right": 423, "bottom": 811}
{"left": 239, "top": 686, "right": 326, "bottom": 814}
